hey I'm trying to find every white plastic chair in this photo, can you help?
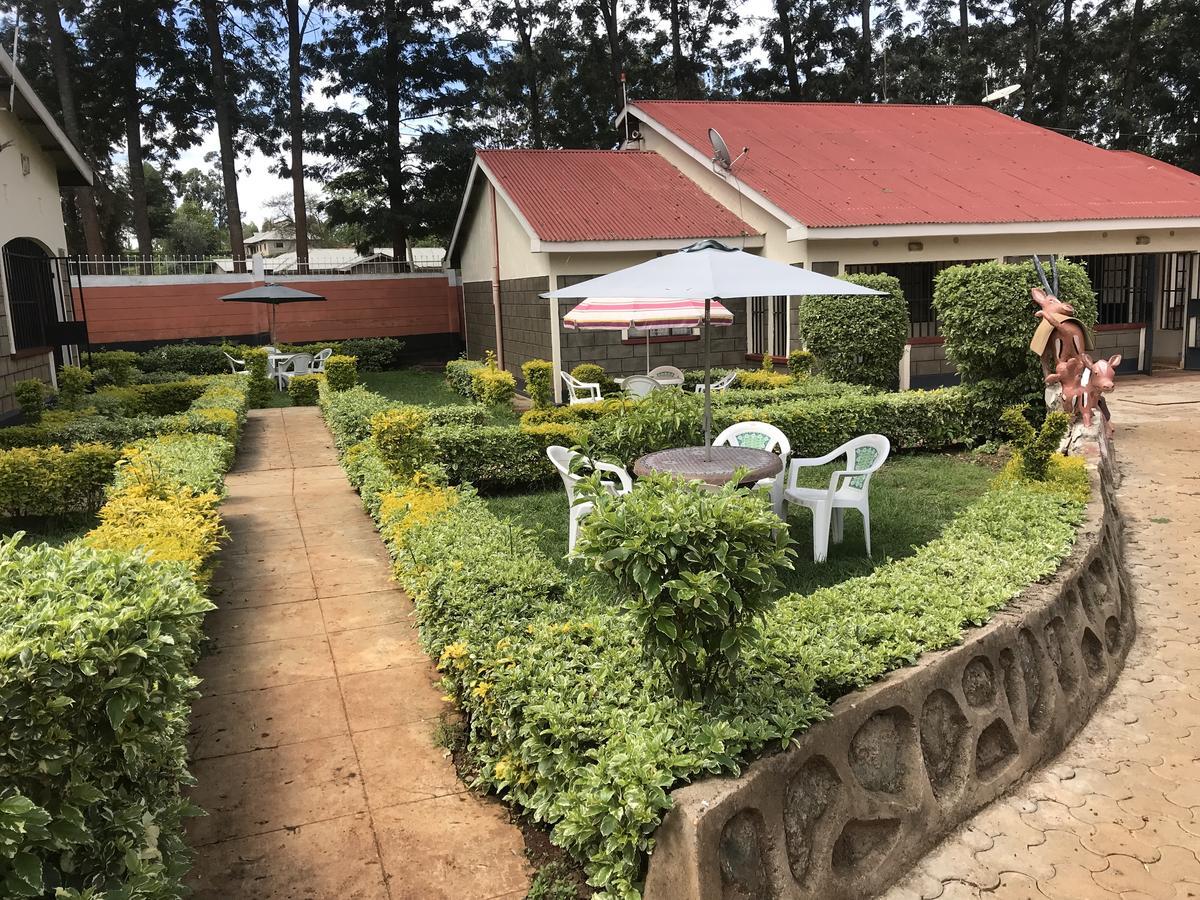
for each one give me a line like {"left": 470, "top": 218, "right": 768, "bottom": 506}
{"left": 561, "top": 371, "right": 602, "bottom": 405}
{"left": 622, "top": 374, "right": 662, "bottom": 398}
{"left": 546, "top": 445, "right": 633, "bottom": 553}
{"left": 784, "top": 434, "right": 891, "bottom": 563}
{"left": 714, "top": 421, "right": 791, "bottom": 517}
{"left": 649, "top": 365, "right": 684, "bottom": 384}
{"left": 694, "top": 370, "right": 738, "bottom": 394}
{"left": 277, "top": 352, "right": 314, "bottom": 390}
{"left": 311, "top": 348, "right": 333, "bottom": 373}
{"left": 223, "top": 351, "right": 247, "bottom": 374}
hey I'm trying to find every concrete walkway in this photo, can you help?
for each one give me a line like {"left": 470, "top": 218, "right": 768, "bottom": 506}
{"left": 187, "top": 407, "right": 530, "bottom": 900}
{"left": 884, "top": 372, "right": 1200, "bottom": 900}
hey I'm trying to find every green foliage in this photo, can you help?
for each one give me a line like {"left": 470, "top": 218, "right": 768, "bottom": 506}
{"left": 0, "top": 539, "right": 212, "bottom": 897}
{"left": 0, "top": 444, "right": 120, "bottom": 519}
{"left": 372, "top": 406, "right": 433, "bottom": 477}
{"left": 570, "top": 362, "right": 617, "bottom": 396}
{"left": 579, "top": 476, "right": 794, "bottom": 700}
{"left": 288, "top": 374, "right": 322, "bottom": 406}
{"left": 242, "top": 349, "right": 273, "bottom": 407}
{"left": 797, "top": 273, "right": 908, "bottom": 389}
{"left": 56, "top": 366, "right": 95, "bottom": 409}
{"left": 527, "top": 863, "right": 580, "bottom": 900}
{"left": 445, "top": 357, "right": 485, "bottom": 397}
{"left": 319, "top": 384, "right": 399, "bottom": 451}
{"left": 96, "top": 379, "right": 207, "bottom": 417}
{"left": 112, "top": 433, "right": 234, "bottom": 498}
{"left": 933, "top": 259, "right": 1097, "bottom": 389}
{"left": 13, "top": 381, "right": 46, "bottom": 425}
{"left": 424, "top": 405, "right": 489, "bottom": 427}
{"left": 993, "top": 452, "right": 1091, "bottom": 506}
{"left": 593, "top": 388, "right": 703, "bottom": 466}
{"left": 1002, "top": 406, "right": 1071, "bottom": 481}
{"left": 788, "top": 348, "right": 814, "bottom": 377}
{"left": 339, "top": 337, "right": 406, "bottom": 371}
{"left": 325, "top": 355, "right": 359, "bottom": 391}
{"left": 88, "top": 350, "right": 139, "bottom": 386}
{"left": 470, "top": 365, "right": 517, "bottom": 407}
{"left": 136, "top": 342, "right": 230, "bottom": 376}
{"left": 427, "top": 424, "right": 552, "bottom": 490}
{"left": 735, "top": 367, "right": 792, "bottom": 390}
{"left": 522, "top": 359, "right": 554, "bottom": 408}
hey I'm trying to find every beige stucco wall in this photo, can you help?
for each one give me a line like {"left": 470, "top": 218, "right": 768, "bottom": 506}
{"left": 457, "top": 181, "right": 549, "bottom": 284}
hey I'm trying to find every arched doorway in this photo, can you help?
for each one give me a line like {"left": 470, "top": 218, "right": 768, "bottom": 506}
{"left": 2, "top": 238, "right": 63, "bottom": 363}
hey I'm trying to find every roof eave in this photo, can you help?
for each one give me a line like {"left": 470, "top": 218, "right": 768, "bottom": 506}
{"left": 0, "top": 46, "right": 92, "bottom": 187}
{"left": 540, "top": 234, "right": 765, "bottom": 254}
{"left": 806, "top": 216, "right": 1200, "bottom": 240}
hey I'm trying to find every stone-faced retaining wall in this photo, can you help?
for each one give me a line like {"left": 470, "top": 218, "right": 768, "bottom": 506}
{"left": 643, "top": 434, "right": 1131, "bottom": 900}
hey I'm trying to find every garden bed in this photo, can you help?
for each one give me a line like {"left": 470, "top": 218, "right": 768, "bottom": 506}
{"left": 317, "top": 374, "right": 1091, "bottom": 899}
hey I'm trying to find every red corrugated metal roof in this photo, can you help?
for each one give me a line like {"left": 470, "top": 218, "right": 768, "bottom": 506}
{"left": 476, "top": 149, "right": 759, "bottom": 242}
{"left": 632, "top": 101, "right": 1200, "bottom": 228}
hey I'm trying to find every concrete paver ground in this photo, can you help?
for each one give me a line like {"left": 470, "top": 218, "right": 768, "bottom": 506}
{"left": 187, "top": 407, "right": 530, "bottom": 900}
{"left": 883, "top": 372, "right": 1200, "bottom": 900}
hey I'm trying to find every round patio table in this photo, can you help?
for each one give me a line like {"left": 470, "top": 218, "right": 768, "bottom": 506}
{"left": 633, "top": 445, "right": 783, "bottom": 487}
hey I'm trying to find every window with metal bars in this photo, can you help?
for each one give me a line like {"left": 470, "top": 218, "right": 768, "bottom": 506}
{"left": 2, "top": 239, "right": 58, "bottom": 353}
{"left": 1159, "top": 252, "right": 1196, "bottom": 331}
{"left": 747, "top": 296, "right": 787, "bottom": 356}
{"left": 844, "top": 260, "right": 984, "bottom": 339}
{"left": 1070, "top": 254, "right": 1155, "bottom": 326}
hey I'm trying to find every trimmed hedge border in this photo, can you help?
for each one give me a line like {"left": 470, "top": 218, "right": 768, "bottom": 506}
{"left": 642, "top": 426, "right": 1130, "bottom": 900}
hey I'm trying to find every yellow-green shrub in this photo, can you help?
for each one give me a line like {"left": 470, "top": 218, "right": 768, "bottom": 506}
{"left": 570, "top": 362, "right": 617, "bottom": 396}
{"left": 325, "top": 355, "right": 358, "bottom": 391}
{"left": 379, "top": 475, "right": 459, "bottom": 545}
{"left": 992, "top": 453, "right": 1091, "bottom": 505}
{"left": 736, "top": 367, "right": 792, "bottom": 390}
{"left": 243, "top": 348, "right": 272, "bottom": 407}
{"left": 288, "top": 373, "right": 322, "bottom": 406}
{"left": 13, "top": 379, "right": 46, "bottom": 424}
{"left": 521, "top": 359, "right": 554, "bottom": 408}
{"left": 0, "top": 443, "right": 120, "bottom": 518}
{"left": 519, "top": 420, "right": 590, "bottom": 449}
{"left": 470, "top": 365, "right": 517, "bottom": 407}
{"left": 372, "top": 406, "right": 432, "bottom": 477}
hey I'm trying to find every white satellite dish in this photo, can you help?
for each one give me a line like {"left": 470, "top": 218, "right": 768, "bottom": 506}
{"left": 982, "top": 84, "right": 1021, "bottom": 104}
{"left": 708, "top": 127, "right": 747, "bottom": 172}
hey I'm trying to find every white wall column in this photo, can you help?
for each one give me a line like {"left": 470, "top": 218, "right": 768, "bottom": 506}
{"left": 549, "top": 273, "right": 563, "bottom": 404}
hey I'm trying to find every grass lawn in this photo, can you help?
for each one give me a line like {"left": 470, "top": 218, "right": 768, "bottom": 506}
{"left": 1, "top": 515, "right": 97, "bottom": 548}
{"left": 485, "top": 451, "right": 995, "bottom": 596}
{"left": 362, "top": 368, "right": 521, "bottom": 424}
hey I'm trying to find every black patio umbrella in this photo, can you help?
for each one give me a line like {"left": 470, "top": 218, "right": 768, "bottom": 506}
{"left": 219, "top": 283, "right": 327, "bottom": 345}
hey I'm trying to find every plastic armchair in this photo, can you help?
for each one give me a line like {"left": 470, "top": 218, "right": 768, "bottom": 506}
{"left": 783, "top": 434, "right": 891, "bottom": 562}
{"left": 546, "top": 445, "right": 633, "bottom": 553}
{"left": 714, "top": 421, "right": 792, "bottom": 517}
{"left": 223, "top": 351, "right": 247, "bottom": 374}
{"left": 648, "top": 365, "right": 685, "bottom": 383}
{"left": 622, "top": 375, "right": 662, "bottom": 398}
{"left": 694, "top": 370, "right": 738, "bottom": 394}
{"left": 311, "top": 348, "right": 333, "bottom": 373}
{"left": 561, "top": 370, "right": 602, "bottom": 405}
{"left": 276, "top": 352, "right": 314, "bottom": 390}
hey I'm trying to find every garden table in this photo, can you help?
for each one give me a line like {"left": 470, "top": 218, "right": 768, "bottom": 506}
{"left": 633, "top": 445, "right": 783, "bottom": 487}
{"left": 614, "top": 375, "right": 684, "bottom": 388}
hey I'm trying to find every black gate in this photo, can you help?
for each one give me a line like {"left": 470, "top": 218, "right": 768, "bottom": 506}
{"left": 1, "top": 242, "right": 88, "bottom": 366}
{"left": 1186, "top": 299, "right": 1200, "bottom": 370}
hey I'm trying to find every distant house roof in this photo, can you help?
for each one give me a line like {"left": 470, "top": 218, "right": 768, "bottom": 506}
{"left": 0, "top": 46, "right": 91, "bottom": 187}
{"left": 448, "top": 149, "right": 759, "bottom": 259}
{"left": 212, "top": 248, "right": 392, "bottom": 273}
{"left": 626, "top": 100, "right": 1200, "bottom": 230}
{"left": 245, "top": 230, "right": 291, "bottom": 244}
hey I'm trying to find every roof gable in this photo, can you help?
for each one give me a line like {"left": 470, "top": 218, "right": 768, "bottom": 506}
{"left": 0, "top": 46, "right": 92, "bottom": 187}
{"left": 629, "top": 100, "right": 1200, "bottom": 229}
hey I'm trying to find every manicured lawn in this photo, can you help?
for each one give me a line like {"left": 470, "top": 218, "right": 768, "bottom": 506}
{"left": 363, "top": 368, "right": 521, "bottom": 424}
{"left": 484, "top": 451, "right": 995, "bottom": 596}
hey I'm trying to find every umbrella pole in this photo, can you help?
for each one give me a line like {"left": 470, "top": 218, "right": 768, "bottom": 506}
{"left": 270, "top": 304, "right": 277, "bottom": 346}
{"left": 703, "top": 297, "right": 712, "bottom": 458}
{"left": 646, "top": 331, "right": 651, "bottom": 374}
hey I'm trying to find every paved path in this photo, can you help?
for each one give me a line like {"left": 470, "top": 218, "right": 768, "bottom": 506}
{"left": 884, "top": 372, "right": 1200, "bottom": 900}
{"left": 187, "top": 406, "right": 530, "bottom": 900}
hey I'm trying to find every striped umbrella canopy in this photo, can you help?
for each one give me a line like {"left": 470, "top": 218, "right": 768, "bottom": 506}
{"left": 562, "top": 296, "right": 734, "bottom": 331}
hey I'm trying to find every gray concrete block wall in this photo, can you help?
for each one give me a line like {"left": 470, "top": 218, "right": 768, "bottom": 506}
{"left": 908, "top": 341, "right": 957, "bottom": 378}
{"left": 498, "top": 276, "right": 552, "bottom": 385}
{"left": 463, "top": 281, "right": 496, "bottom": 360}
{"left": 0, "top": 352, "right": 54, "bottom": 415}
{"left": 1092, "top": 328, "right": 1142, "bottom": 371}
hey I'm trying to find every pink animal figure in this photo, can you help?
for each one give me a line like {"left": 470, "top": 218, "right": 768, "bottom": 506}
{"left": 1045, "top": 355, "right": 1087, "bottom": 412}
{"left": 1029, "top": 255, "right": 1092, "bottom": 378}
{"left": 1079, "top": 354, "right": 1120, "bottom": 431}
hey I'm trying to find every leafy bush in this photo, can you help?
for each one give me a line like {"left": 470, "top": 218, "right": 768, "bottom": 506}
{"left": 372, "top": 406, "right": 432, "bottom": 477}
{"left": 0, "top": 539, "right": 212, "bottom": 899}
{"left": 56, "top": 366, "right": 94, "bottom": 409}
{"left": 570, "top": 363, "right": 617, "bottom": 397}
{"left": 470, "top": 365, "right": 517, "bottom": 407}
{"left": 1001, "top": 406, "right": 1070, "bottom": 481}
{"left": 0, "top": 443, "right": 120, "bottom": 519}
{"left": 97, "top": 379, "right": 207, "bottom": 417}
{"left": 88, "top": 350, "right": 139, "bottom": 386}
{"left": 136, "top": 342, "right": 229, "bottom": 375}
{"left": 521, "top": 398, "right": 632, "bottom": 427}
{"left": 593, "top": 388, "right": 703, "bottom": 466}
{"left": 325, "top": 355, "right": 358, "bottom": 391}
{"left": 934, "top": 258, "right": 1097, "bottom": 389}
{"left": 425, "top": 405, "right": 489, "bottom": 427}
{"left": 446, "top": 357, "right": 484, "bottom": 397}
{"left": 993, "top": 452, "right": 1091, "bottom": 505}
{"left": 340, "top": 337, "right": 406, "bottom": 371}
{"left": 682, "top": 367, "right": 733, "bottom": 391}
{"left": 788, "top": 349, "right": 814, "bottom": 377}
{"left": 522, "top": 359, "right": 554, "bottom": 408}
{"left": 13, "top": 380, "right": 46, "bottom": 425}
{"left": 113, "top": 433, "right": 234, "bottom": 498}
{"left": 427, "top": 424, "right": 551, "bottom": 490}
{"left": 578, "top": 476, "right": 793, "bottom": 700}
{"left": 735, "top": 355, "right": 792, "bottom": 390}
{"left": 797, "top": 273, "right": 908, "bottom": 389}
{"left": 242, "top": 348, "right": 272, "bottom": 407}
{"left": 320, "top": 384, "right": 398, "bottom": 450}
{"left": 521, "top": 420, "right": 590, "bottom": 450}
{"left": 288, "top": 373, "right": 322, "bottom": 406}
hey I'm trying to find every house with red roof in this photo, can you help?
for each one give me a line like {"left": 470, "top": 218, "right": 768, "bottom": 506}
{"left": 448, "top": 101, "right": 1200, "bottom": 398}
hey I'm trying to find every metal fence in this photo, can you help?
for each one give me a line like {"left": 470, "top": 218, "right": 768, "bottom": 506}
{"left": 74, "top": 254, "right": 445, "bottom": 277}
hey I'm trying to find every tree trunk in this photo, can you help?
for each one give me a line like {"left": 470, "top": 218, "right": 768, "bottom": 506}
{"left": 859, "top": 0, "right": 871, "bottom": 100}
{"left": 120, "top": 6, "right": 152, "bottom": 255}
{"left": 43, "top": 0, "right": 103, "bottom": 257}
{"left": 773, "top": 0, "right": 801, "bottom": 98}
{"left": 599, "top": 0, "right": 623, "bottom": 133}
{"left": 1020, "top": 0, "right": 1046, "bottom": 123}
{"left": 200, "top": 0, "right": 246, "bottom": 271}
{"left": 1049, "top": 0, "right": 1074, "bottom": 127}
{"left": 285, "top": 0, "right": 309, "bottom": 272}
{"left": 512, "top": 0, "right": 542, "bottom": 148}
{"left": 957, "top": 0, "right": 971, "bottom": 102}
{"left": 382, "top": 0, "right": 407, "bottom": 267}
{"left": 1113, "top": 0, "right": 1146, "bottom": 149}
{"left": 670, "top": 0, "right": 687, "bottom": 98}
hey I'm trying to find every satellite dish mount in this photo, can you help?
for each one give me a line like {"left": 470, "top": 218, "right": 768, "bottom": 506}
{"left": 709, "top": 127, "right": 748, "bottom": 173}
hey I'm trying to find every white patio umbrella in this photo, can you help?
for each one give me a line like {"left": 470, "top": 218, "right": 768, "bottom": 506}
{"left": 544, "top": 239, "right": 883, "bottom": 450}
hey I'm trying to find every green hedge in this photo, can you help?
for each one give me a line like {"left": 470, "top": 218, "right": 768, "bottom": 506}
{"left": 0, "top": 444, "right": 120, "bottom": 519}
{"left": 288, "top": 374, "right": 322, "bottom": 406}
{"left": 113, "top": 433, "right": 235, "bottom": 497}
{"left": 317, "top": 382, "right": 1086, "bottom": 897}
{"left": 427, "top": 424, "right": 552, "bottom": 489}
{"left": 797, "top": 273, "right": 908, "bottom": 389}
{"left": 445, "top": 358, "right": 484, "bottom": 397}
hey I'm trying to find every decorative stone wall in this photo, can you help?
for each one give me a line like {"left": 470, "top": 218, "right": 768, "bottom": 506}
{"left": 643, "top": 432, "right": 1131, "bottom": 900}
